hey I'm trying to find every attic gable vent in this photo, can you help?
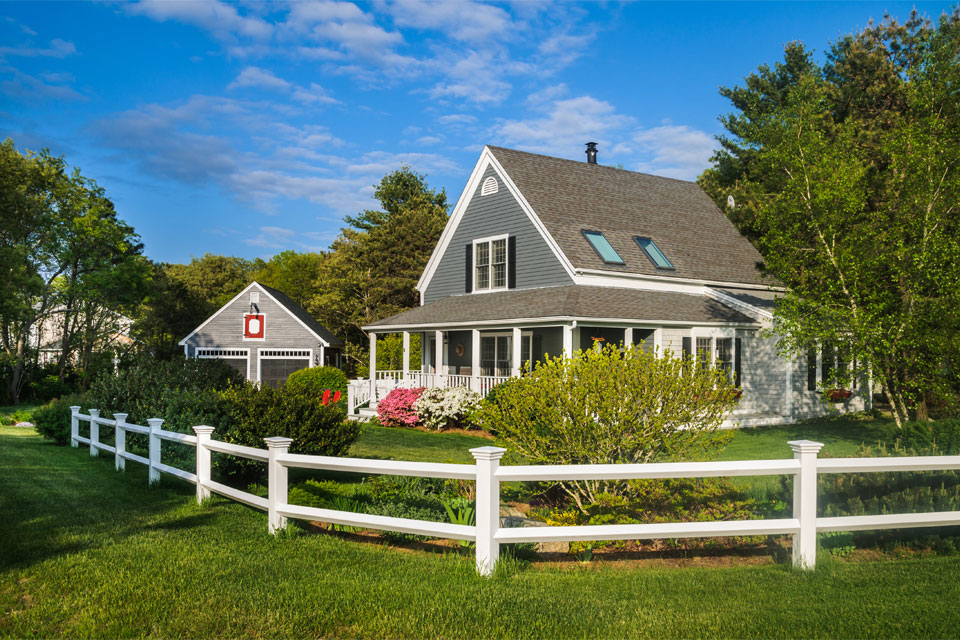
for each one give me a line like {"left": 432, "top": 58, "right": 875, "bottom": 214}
{"left": 481, "top": 176, "right": 499, "bottom": 196}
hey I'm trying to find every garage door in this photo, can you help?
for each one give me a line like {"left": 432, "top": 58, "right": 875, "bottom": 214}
{"left": 196, "top": 349, "right": 250, "bottom": 379}
{"left": 259, "top": 350, "right": 312, "bottom": 387}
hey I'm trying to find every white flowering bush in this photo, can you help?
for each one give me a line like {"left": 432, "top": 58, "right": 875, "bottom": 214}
{"left": 414, "top": 387, "right": 483, "bottom": 431}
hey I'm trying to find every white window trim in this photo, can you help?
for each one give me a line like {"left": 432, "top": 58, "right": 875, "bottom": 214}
{"left": 478, "top": 331, "right": 525, "bottom": 376}
{"left": 691, "top": 327, "right": 736, "bottom": 368}
{"left": 256, "top": 348, "right": 313, "bottom": 384}
{"left": 242, "top": 313, "right": 267, "bottom": 342}
{"left": 472, "top": 233, "right": 510, "bottom": 294}
{"left": 197, "top": 348, "right": 251, "bottom": 381}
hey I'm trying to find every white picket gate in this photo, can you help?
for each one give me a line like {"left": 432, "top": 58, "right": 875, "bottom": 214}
{"left": 70, "top": 406, "right": 960, "bottom": 575}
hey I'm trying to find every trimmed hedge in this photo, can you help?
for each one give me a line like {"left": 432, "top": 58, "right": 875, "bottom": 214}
{"left": 284, "top": 366, "right": 348, "bottom": 396}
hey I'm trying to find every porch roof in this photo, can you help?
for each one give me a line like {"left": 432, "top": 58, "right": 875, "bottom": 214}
{"left": 365, "top": 285, "right": 758, "bottom": 331}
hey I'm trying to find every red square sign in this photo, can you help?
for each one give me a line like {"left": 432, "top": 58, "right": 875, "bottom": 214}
{"left": 244, "top": 314, "right": 265, "bottom": 339}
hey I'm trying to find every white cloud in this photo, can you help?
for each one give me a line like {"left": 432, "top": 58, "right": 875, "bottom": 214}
{"left": 436, "top": 113, "right": 476, "bottom": 125}
{"left": 632, "top": 123, "right": 717, "bottom": 180}
{"left": 344, "top": 150, "right": 459, "bottom": 176}
{"left": 525, "top": 83, "right": 568, "bottom": 107}
{"left": 0, "top": 38, "right": 76, "bottom": 59}
{"left": 1, "top": 68, "right": 85, "bottom": 102}
{"left": 386, "top": 0, "right": 513, "bottom": 42}
{"left": 291, "top": 82, "right": 339, "bottom": 105}
{"left": 494, "top": 95, "right": 634, "bottom": 157}
{"left": 428, "top": 49, "right": 512, "bottom": 105}
{"left": 228, "top": 66, "right": 291, "bottom": 91}
{"left": 245, "top": 225, "right": 339, "bottom": 252}
{"left": 416, "top": 135, "right": 444, "bottom": 146}
{"left": 127, "top": 0, "right": 272, "bottom": 40}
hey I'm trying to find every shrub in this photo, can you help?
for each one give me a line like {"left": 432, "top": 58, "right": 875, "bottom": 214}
{"left": 32, "top": 393, "right": 90, "bottom": 445}
{"left": 886, "top": 418, "right": 960, "bottom": 455}
{"left": 414, "top": 387, "right": 483, "bottom": 430}
{"left": 285, "top": 366, "right": 348, "bottom": 397}
{"left": 377, "top": 387, "right": 424, "bottom": 428}
{"left": 218, "top": 382, "right": 359, "bottom": 480}
{"left": 88, "top": 354, "right": 242, "bottom": 429}
{"left": 478, "top": 344, "right": 737, "bottom": 512}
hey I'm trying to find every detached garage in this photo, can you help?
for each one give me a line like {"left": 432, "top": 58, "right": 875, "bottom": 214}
{"left": 179, "top": 282, "right": 343, "bottom": 387}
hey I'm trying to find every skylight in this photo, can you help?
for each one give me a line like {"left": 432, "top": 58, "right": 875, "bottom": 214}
{"left": 635, "top": 236, "right": 674, "bottom": 269}
{"left": 582, "top": 230, "right": 624, "bottom": 265}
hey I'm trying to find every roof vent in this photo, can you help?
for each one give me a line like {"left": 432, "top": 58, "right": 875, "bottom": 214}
{"left": 585, "top": 142, "right": 598, "bottom": 164}
{"left": 481, "top": 176, "right": 499, "bottom": 196}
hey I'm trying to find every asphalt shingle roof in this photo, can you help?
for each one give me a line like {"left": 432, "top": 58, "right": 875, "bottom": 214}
{"left": 259, "top": 283, "right": 344, "bottom": 347}
{"left": 716, "top": 287, "right": 782, "bottom": 312}
{"left": 367, "top": 285, "right": 756, "bottom": 329}
{"left": 488, "top": 146, "right": 768, "bottom": 285}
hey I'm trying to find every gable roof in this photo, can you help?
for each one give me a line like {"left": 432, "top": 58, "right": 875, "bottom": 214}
{"left": 178, "top": 281, "right": 343, "bottom": 348}
{"left": 486, "top": 146, "right": 768, "bottom": 286}
{"left": 257, "top": 283, "right": 343, "bottom": 347}
{"left": 367, "top": 285, "right": 757, "bottom": 330}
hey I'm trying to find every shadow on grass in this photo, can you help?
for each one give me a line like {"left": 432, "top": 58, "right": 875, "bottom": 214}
{"left": 0, "top": 430, "right": 207, "bottom": 571}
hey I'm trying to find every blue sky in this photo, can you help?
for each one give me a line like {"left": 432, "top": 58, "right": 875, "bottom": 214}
{"left": 2, "top": 1, "right": 957, "bottom": 264}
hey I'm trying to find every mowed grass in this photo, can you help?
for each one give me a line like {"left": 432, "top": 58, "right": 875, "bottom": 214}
{"left": 4, "top": 424, "right": 960, "bottom": 638}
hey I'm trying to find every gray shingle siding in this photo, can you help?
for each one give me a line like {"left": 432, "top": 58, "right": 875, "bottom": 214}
{"left": 422, "top": 165, "right": 573, "bottom": 303}
{"left": 183, "top": 283, "right": 329, "bottom": 381}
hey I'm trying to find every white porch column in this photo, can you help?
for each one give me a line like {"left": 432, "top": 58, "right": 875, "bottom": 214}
{"left": 369, "top": 332, "right": 377, "bottom": 401}
{"left": 434, "top": 330, "right": 443, "bottom": 385}
{"left": 624, "top": 327, "right": 633, "bottom": 349}
{"left": 402, "top": 331, "right": 410, "bottom": 384}
{"left": 511, "top": 327, "right": 522, "bottom": 377}
{"left": 562, "top": 323, "right": 574, "bottom": 359}
{"left": 471, "top": 329, "right": 481, "bottom": 392}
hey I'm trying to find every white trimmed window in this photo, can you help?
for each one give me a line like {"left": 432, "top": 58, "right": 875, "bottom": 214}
{"left": 474, "top": 235, "right": 508, "bottom": 291}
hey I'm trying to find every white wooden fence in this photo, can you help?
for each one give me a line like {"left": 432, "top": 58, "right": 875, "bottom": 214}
{"left": 69, "top": 406, "right": 960, "bottom": 575}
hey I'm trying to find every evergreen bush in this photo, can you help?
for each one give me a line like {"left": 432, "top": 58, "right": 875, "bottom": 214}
{"left": 284, "top": 366, "right": 348, "bottom": 397}
{"left": 32, "top": 393, "right": 91, "bottom": 445}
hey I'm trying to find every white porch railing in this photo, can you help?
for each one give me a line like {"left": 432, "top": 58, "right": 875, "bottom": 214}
{"left": 348, "top": 371, "right": 512, "bottom": 414}
{"left": 69, "top": 405, "right": 960, "bottom": 576}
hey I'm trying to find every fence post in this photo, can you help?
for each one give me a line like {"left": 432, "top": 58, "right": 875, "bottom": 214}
{"left": 193, "top": 426, "right": 215, "bottom": 504}
{"left": 265, "top": 437, "right": 294, "bottom": 535}
{"left": 788, "top": 440, "right": 824, "bottom": 570}
{"left": 146, "top": 418, "right": 164, "bottom": 486}
{"left": 70, "top": 406, "right": 81, "bottom": 448}
{"left": 113, "top": 413, "right": 127, "bottom": 471}
{"left": 88, "top": 409, "right": 100, "bottom": 457}
{"left": 471, "top": 445, "right": 507, "bottom": 576}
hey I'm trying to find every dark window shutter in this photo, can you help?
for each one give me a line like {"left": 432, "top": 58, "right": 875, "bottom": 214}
{"left": 807, "top": 347, "right": 817, "bottom": 391}
{"left": 682, "top": 337, "right": 691, "bottom": 357}
{"left": 735, "top": 337, "right": 742, "bottom": 388}
{"left": 464, "top": 244, "right": 473, "bottom": 293}
{"left": 508, "top": 235, "right": 517, "bottom": 289}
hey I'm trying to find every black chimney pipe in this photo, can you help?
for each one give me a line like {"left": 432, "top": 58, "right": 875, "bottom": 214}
{"left": 585, "top": 142, "right": 598, "bottom": 164}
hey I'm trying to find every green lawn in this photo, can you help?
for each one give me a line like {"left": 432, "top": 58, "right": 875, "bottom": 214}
{"left": 4, "top": 423, "right": 960, "bottom": 638}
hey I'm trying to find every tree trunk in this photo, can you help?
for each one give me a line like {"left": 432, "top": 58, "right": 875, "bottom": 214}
{"left": 914, "top": 396, "right": 930, "bottom": 422}
{"left": 7, "top": 335, "right": 26, "bottom": 406}
{"left": 881, "top": 373, "right": 907, "bottom": 428}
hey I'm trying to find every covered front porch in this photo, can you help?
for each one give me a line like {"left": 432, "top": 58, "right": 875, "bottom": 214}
{"left": 347, "top": 322, "right": 660, "bottom": 416}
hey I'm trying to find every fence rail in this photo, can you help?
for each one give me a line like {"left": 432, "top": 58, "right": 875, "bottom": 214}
{"left": 69, "top": 407, "right": 960, "bottom": 576}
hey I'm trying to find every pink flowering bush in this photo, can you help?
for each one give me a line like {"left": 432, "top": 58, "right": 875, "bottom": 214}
{"left": 377, "top": 387, "right": 425, "bottom": 428}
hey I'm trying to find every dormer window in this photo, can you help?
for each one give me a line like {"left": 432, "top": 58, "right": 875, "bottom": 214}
{"left": 635, "top": 236, "right": 674, "bottom": 270}
{"left": 474, "top": 235, "right": 508, "bottom": 290}
{"left": 582, "top": 230, "right": 625, "bottom": 265}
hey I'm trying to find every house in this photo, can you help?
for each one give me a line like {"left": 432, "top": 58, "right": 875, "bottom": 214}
{"left": 349, "top": 144, "right": 869, "bottom": 425}
{"left": 33, "top": 305, "right": 134, "bottom": 366}
{"left": 179, "top": 281, "right": 343, "bottom": 387}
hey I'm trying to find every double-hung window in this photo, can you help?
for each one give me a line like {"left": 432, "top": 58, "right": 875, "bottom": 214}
{"left": 474, "top": 235, "right": 508, "bottom": 291}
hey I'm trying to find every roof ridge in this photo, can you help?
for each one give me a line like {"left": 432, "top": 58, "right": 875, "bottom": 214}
{"left": 486, "top": 145, "right": 699, "bottom": 185}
